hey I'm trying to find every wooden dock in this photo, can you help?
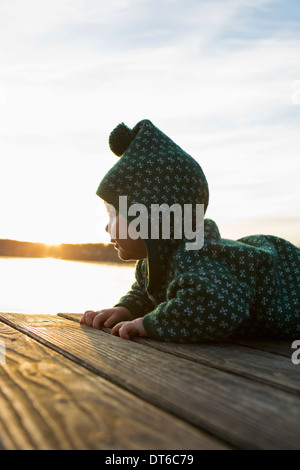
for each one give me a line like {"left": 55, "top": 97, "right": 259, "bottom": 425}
{"left": 0, "top": 312, "right": 299, "bottom": 450}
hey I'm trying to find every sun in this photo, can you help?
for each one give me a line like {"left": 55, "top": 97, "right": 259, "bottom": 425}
{"left": 38, "top": 232, "right": 61, "bottom": 245}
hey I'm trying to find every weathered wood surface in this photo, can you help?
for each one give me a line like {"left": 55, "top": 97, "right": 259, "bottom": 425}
{"left": 0, "top": 319, "right": 226, "bottom": 450}
{"left": 58, "top": 314, "right": 300, "bottom": 395}
{"left": 0, "top": 312, "right": 299, "bottom": 450}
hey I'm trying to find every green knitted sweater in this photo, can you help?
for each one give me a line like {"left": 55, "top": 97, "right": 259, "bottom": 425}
{"left": 97, "top": 119, "right": 300, "bottom": 343}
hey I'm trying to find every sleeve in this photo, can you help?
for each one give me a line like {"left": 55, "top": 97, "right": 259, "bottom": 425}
{"left": 114, "top": 259, "right": 155, "bottom": 319}
{"left": 142, "top": 272, "right": 254, "bottom": 343}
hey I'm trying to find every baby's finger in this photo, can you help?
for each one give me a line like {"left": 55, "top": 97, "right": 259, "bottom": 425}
{"left": 82, "top": 310, "right": 99, "bottom": 327}
{"left": 103, "top": 313, "right": 123, "bottom": 328}
{"left": 92, "top": 311, "right": 111, "bottom": 329}
{"left": 80, "top": 310, "right": 92, "bottom": 324}
{"left": 111, "top": 321, "right": 127, "bottom": 336}
{"left": 118, "top": 322, "right": 135, "bottom": 340}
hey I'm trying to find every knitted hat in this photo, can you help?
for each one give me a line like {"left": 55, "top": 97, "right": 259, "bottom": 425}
{"left": 97, "top": 119, "right": 209, "bottom": 291}
{"left": 97, "top": 119, "right": 209, "bottom": 215}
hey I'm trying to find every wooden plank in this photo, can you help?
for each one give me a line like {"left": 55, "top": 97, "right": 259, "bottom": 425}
{"left": 132, "top": 341, "right": 299, "bottom": 395}
{"left": 0, "top": 321, "right": 226, "bottom": 450}
{"left": 230, "top": 338, "right": 293, "bottom": 358}
{"left": 59, "top": 313, "right": 293, "bottom": 356}
{"left": 58, "top": 313, "right": 300, "bottom": 395}
{"left": 1, "top": 313, "right": 300, "bottom": 450}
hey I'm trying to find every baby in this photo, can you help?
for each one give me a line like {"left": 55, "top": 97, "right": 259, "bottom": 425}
{"left": 80, "top": 119, "right": 300, "bottom": 343}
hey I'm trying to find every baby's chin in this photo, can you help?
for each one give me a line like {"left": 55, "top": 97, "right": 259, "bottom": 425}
{"left": 117, "top": 247, "right": 145, "bottom": 262}
{"left": 117, "top": 248, "right": 136, "bottom": 261}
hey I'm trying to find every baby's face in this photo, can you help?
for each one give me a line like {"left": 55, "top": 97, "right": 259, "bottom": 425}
{"left": 105, "top": 204, "right": 147, "bottom": 261}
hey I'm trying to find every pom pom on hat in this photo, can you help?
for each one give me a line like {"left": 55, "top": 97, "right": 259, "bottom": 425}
{"left": 109, "top": 122, "right": 138, "bottom": 157}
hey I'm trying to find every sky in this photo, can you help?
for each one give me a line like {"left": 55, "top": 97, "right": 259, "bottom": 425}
{"left": 0, "top": 0, "right": 299, "bottom": 245}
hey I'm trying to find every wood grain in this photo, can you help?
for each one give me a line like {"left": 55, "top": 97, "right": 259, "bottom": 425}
{"left": 58, "top": 313, "right": 299, "bottom": 395}
{"left": 231, "top": 337, "right": 293, "bottom": 357}
{"left": 1, "top": 313, "right": 299, "bottom": 449}
{"left": 0, "top": 321, "right": 227, "bottom": 450}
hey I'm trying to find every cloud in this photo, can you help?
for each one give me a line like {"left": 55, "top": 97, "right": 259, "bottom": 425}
{"left": 220, "top": 215, "right": 300, "bottom": 246}
{"left": 0, "top": 0, "right": 299, "bottom": 243}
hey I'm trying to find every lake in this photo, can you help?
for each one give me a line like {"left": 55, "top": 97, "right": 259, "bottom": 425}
{"left": 0, "top": 257, "right": 136, "bottom": 315}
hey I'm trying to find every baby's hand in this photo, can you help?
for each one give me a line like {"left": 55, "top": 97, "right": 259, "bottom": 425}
{"left": 111, "top": 317, "right": 148, "bottom": 340}
{"left": 80, "top": 306, "right": 134, "bottom": 330}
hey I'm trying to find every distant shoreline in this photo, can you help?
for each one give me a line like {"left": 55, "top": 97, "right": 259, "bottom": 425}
{"left": 1, "top": 237, "right": 298, "bottom": 265}
{"left": 0, "top": 239, "right": 131, "bottom": 264}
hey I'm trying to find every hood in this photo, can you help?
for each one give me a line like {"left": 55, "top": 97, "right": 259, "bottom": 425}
{"left": 96, "top": 119, "right": 209, "bottom": 292}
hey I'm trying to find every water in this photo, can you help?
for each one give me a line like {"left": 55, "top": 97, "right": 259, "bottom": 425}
{"left": 0, "top": 257, "right": 135, "bottom": 315}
